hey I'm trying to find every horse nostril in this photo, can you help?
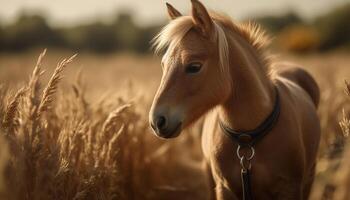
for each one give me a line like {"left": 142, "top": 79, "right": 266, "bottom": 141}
{"left": 156, "top": 116, "right": 167, "bottom": 130}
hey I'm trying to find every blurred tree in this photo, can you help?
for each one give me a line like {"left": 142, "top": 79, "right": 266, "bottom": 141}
{"left": 3, "top": 13, "right": 62, "bottom": 51}
{"left": 254, "top": 12, "right": 303, "bottom": 33}
{"left": 113, "top": 12, "right": 140, "bottom": 51}
{"left": 88, "top": 23, "right": 118, "bottom": 52}
{"left": 135, "top": 25, "right": 162, "bottom": 53}
{"left": 80, "top": 23, "right": 117, "bottom": 52}
{"left": 59, "top": 26, "right": 85, "bottom": 50}
{"left": 277, "top": 25, "right": 319, "bottom": 53}
{"left": 1, "top": 4, "right": 348, "bottom": 53}
{"left": 0, "top": 24, "right": 4, "bottom": 51}
{"left": 315, "top": 4, "right": 350, "bottom": 50}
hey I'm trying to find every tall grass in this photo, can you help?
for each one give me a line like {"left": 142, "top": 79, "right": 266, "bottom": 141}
{"left": 0, "top": 50, "right": 207, "bottom": 200}
{"left": 0, "top": 50, "right": 349, "bottom": 199}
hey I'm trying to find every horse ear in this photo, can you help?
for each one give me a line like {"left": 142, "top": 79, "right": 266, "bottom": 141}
{"left": 191, "top": 0, "right": 214, "bottom": 38}
{"left": 166, "top": 2, "right": 182, "bottom": 20}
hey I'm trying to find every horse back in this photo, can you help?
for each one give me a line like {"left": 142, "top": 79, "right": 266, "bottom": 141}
{"left": 276, "top": 64, "right": 320, "bottom": 108}
{"left": 275, "top": 65, "right": 321, "bottom": 172}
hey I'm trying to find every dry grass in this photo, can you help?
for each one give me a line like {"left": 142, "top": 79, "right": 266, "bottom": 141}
{"left": 0, "top": 50, "right": 206, "bottom": 200}
{"left": 0, "top": 50, "right": 349, "bottom": 199}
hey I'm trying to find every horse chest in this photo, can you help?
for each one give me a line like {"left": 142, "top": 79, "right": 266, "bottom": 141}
{"left": 206, "top": 127, "right": 304, "bottom": 198}
{"left": 209, "top": 145, "right": 300, "bottom": 199}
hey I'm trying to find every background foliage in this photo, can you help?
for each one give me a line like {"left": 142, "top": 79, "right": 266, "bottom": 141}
{"left": 0, "top": 3, "right": 349, "bottom": 53}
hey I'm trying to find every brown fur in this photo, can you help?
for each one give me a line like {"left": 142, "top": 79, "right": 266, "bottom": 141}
{"left": 150, "top": 1, "right": 321, "bottom": 199}
{"left": 277, "top": 65, "right": 320, "bottom": 107}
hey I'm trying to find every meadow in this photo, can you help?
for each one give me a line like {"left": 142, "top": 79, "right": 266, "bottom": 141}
{"left": 0, "top": 49, "right": 349, "bottom": 200}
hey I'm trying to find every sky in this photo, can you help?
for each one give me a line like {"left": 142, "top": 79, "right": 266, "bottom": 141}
{"left": 0, "top": 0, "right": 348, "bottom": 26}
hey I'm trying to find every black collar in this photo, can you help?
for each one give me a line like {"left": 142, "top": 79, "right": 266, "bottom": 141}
{"left": 219, "top": 88, "right": 280, "bottom": 147}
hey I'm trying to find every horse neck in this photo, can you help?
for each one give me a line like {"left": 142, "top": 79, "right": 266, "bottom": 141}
{"left": 219, "top": 29, "right": 275, "bottom": 131}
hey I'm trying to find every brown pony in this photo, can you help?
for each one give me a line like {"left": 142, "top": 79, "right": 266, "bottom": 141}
{"left": 149, "top": 0, "right": 321, "bottom": 199}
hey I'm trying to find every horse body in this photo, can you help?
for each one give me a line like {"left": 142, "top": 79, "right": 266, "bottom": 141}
{"left": 149, "top": 1, "right": 321, "bottom": 199}
{"left": 202, "top": 64, "right": 320, "bottom": 199}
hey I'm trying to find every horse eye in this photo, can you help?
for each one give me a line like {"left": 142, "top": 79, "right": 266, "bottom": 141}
{"left": 185, "top": 63, "right": 202, "bottom": 74}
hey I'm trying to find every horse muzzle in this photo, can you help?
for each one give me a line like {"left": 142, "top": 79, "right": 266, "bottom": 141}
{"left": 150, "top": 112, "right": 183, "bottom": 139}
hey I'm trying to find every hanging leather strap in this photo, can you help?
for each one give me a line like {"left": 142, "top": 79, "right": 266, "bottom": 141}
{"left": 219, "top": 87, "right": 281, "bottom": 200}
{"left": 241, "top": 169, "right": 252, "bottom": 200}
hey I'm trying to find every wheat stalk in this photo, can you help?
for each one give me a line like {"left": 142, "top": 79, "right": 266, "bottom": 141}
{"left": 339, "top": 109, "right": 350, "bottom": 138}
{"left": 29, "top": 49, "right": 46, "bottom": 81}
{"left": 38, "top": 54, "right": 77, "bottom": 114}
{"left": 28, "top": 49, "right": 46, "bottom": 91}
{"left": 344, "top": 80, "right": 350, "bottom": 98}
{"left": 101, "top": 104, "right": 131, "bottom": 134}
{"left": 2, "top": 87, "right": 26, "bottom": 131}
{"left": 340, "top": 80, "right": 350, "bottom": 138}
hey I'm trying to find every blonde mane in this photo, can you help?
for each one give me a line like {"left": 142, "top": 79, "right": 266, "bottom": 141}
{"left": 152, "top": 12, "right": 271, "bottom": 76}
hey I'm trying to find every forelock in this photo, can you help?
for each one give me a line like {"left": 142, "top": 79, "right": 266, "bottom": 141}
{"left": 152, "top": 16, "right": 194, "bottom": 55}
{"left": 152, "top": 16, "right": 230, "bottom": 78}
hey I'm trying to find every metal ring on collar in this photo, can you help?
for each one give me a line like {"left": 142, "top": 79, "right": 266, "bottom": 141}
{"left": 236, "top": 145, "right": 255, "bottom": 161}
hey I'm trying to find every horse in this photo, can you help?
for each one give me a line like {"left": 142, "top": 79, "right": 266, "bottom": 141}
{"left": 149, "top": 0, "right": 321, "bottom": 199}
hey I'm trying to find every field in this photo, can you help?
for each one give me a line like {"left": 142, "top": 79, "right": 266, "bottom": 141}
{"left": 0, "top": 49, "right": 349, "bottom": 200}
